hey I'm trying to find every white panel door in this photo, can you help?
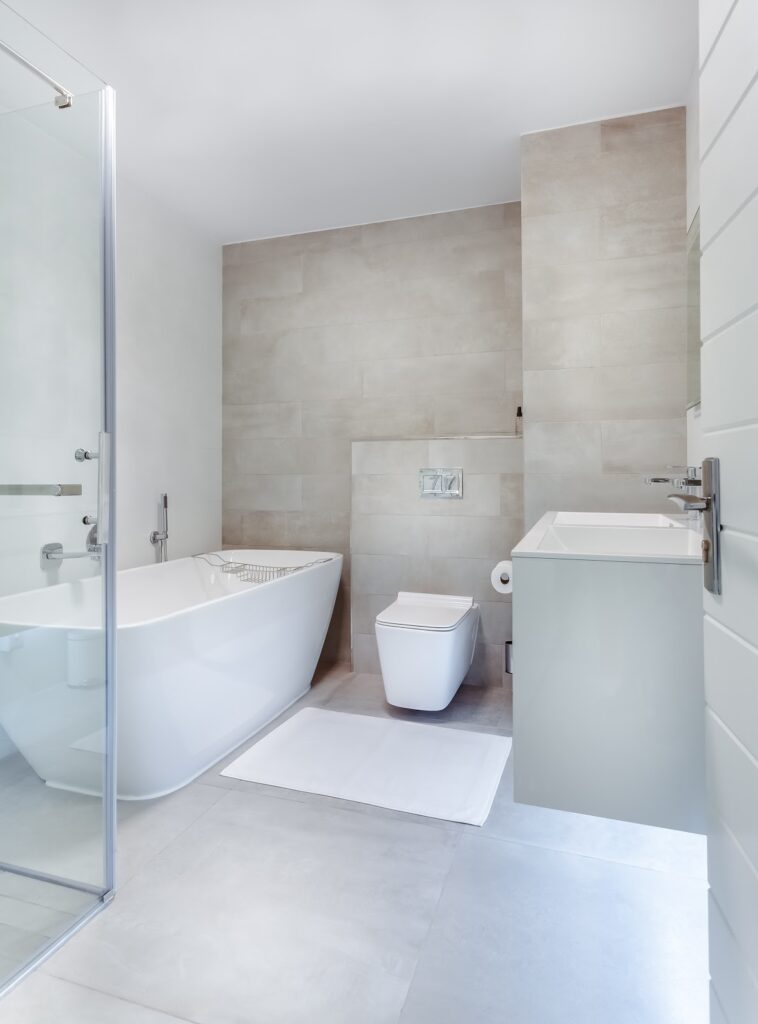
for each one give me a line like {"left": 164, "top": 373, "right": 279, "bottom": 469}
{"left": 700, "top": 2, "right": 758, "bottom": 1021}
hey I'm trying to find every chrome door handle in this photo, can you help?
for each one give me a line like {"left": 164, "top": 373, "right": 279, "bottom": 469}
{"left": 702, "top": 457, "right": 721, "bottom": 596}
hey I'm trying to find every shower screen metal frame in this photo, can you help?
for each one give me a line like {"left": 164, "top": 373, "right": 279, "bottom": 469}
{"left": 0, "top": 37, "right": 117, "bottom": 996}
{"left": 101, "top": 80, "right": 117, "bottom": 903}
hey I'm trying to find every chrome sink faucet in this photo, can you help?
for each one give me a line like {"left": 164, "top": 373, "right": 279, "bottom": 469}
{"left": 645, "top": 465, "right": 703, "bottom": 526}
{"left": 644, "top": 465, "right": 701, "bottom": 494}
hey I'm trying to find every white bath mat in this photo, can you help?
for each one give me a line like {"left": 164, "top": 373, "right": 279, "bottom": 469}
{"left": 221, "top": 708, "right": 511, "bottom": 826}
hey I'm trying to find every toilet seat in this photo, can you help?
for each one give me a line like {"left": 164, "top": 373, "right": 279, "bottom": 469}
{"left": 376, "top": 592, "right": 475, "bottom": 632}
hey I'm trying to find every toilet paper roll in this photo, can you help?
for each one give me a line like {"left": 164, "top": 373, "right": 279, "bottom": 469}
{"left": 490, "top": 560, "right": 513, "bottom": 595}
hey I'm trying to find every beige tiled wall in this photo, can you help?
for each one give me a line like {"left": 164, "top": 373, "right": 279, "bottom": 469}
{"left": 521, "top": 108, "right": 688, "bottom": 527}
{"left": 223, "top": 203, "right": 523, "bottom": 663}
{"left": 351, "top": 437, "right": 523, "bottom": 685}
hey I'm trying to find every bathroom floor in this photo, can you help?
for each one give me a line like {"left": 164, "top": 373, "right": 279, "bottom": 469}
{"left": 0, "top": 666, "right": 708, "bottom": 1023}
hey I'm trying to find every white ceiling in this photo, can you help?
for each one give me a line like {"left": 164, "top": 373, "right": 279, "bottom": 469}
{"left": 9, "top": 0, "right": 697, "bottom": 244}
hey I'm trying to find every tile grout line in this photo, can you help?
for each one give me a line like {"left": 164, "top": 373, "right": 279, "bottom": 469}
{"left": 463, "top": 826, "right": 707, "bottom": 882}
{"left": 37, "top": 974, "right": 203, "bottom": 1024}
{"left": 77, "top": 784, "right": 231, "bottom": 911}
{"left": 394, "top": 824, "right": 468, "bottom": 1023}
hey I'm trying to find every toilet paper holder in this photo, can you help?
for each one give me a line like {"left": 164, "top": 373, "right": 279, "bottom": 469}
{"left": 491, "top": 559, "right": 513, "bottom": 595}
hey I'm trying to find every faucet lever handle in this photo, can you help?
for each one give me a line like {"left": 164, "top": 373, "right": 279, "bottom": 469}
{"left": 667, "top": 493, "right": 709, "bottom": 512}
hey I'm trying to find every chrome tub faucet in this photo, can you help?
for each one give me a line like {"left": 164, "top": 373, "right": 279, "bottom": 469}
{"left": 41, "top": 522, "right": 102, "bottom": 565}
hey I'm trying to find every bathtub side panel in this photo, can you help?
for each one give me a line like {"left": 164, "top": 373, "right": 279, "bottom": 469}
{"left": 116, "top": 557, "right": 341, "bottom": 798}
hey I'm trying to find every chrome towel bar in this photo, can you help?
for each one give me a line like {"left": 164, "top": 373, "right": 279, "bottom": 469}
{"left": 0, "top": 484, "right": 82, "bottom": 496}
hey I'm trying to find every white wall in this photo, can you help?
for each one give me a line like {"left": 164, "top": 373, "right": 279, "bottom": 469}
{"left": 117, "top": 179, "right": 222, "bottom": 568}
{"left": 0, "top": 96, "right": 103, "bottom": 598}
{"left": 0, "top": 105, "right": 222, "bottom": 596}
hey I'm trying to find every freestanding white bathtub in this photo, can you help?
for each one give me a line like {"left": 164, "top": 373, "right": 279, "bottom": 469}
{"left": 0, "top": 550, "right": 342, "bottom": 799}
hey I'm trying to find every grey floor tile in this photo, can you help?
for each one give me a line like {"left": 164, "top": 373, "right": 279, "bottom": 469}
{"left": 0, "top": 872, "right": 95, "bottom": 916}
{"left": 2, "top": 973, "right": 193, "bottom": 1023}
{"left": 1, "top": 669, "right": 709, "bottom": 1024}
{"left": 399, "top": 833, "right": 709, "bottom": 1024}
{"left": 199, "top": 772, "right": 463, "bottom": 834}
{"left": 0, "top": 894, "right": 78, "bottom": 939}
{"left": 0, "top": 873, "right": 96, "bottom": 994}
{"left": 0, "top": 774, "right": 104, "bottom": 887}
{"left": 116, "top": 782, "right": 227, "bottom": 884}
{"left": 0, "top": 771, "right": 226, "bottom": 892}
{"left": 0, "top": 752, "right": 37, "bottom": 790}
{"left": 0, "top": 921, "right": 51, "bottom": 964}
{"left": 44, "top": 789, "right": 460, "bottom": 1024}
{"left": 480, "top": 759, "right": 707, "bottom": 878}
{"left": 323, "top": 672, "right": 512, "bottom": 734}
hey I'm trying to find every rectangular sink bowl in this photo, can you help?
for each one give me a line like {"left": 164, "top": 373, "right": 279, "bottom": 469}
{"left": 513, "top": 511, "right": 701, "bottom": 563}
{"left": 552, "top": 511, "right": 686, "bottom": 529}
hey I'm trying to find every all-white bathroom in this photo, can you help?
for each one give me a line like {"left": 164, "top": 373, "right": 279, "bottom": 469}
{"left": 0, "top": 1, "right": 756, "bottom": 1022}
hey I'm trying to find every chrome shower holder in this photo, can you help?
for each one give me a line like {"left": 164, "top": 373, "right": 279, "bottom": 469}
{"left": 150, "top": 493, "right": 168, "bottom": 562}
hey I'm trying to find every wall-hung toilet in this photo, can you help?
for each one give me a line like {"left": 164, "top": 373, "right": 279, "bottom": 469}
{"left": 375, "top": 592, "right": 479, "bottom": 711}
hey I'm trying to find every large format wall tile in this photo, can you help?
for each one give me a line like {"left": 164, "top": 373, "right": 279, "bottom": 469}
{"left": 521, "top": 109, "right": 688, "bottom": 527}
{"left": 223, "top": 204, "right": 523, "bottom": 664}
{"left": 523, "top": 252, "right": 686, "bottom": 322}
{"left": 600, "top": 418, "right": 687, "bottom": 473}
{"left": 523, "top": 307, "right": 686, "bottom": 372}
{"left": 523, "top": 362, "right": 686, "bottom": 422}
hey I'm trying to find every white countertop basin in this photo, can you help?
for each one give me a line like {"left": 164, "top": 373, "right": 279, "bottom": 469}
{"left": 513, "top": 511, "right": 702, "bottom": 564}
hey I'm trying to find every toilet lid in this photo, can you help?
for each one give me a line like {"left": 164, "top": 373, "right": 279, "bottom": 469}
{"left": 376, "top": 592, "right": 475, "bottom": 631}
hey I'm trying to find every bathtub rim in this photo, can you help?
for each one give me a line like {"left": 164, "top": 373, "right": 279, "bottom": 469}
{"left": 0, "top": 549, "right": 343, "bottom": 632}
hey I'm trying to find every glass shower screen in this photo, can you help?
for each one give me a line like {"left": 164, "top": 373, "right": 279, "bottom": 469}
{"left": 0, "top": 2, "right": 116, "bottom": 995}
